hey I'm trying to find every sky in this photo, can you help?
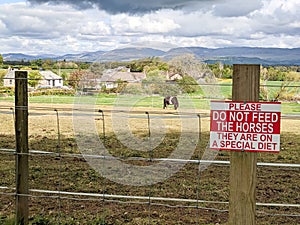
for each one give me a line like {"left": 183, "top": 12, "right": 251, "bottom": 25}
{"left": 0, "top": 0, "right": 299, "bottom": 55}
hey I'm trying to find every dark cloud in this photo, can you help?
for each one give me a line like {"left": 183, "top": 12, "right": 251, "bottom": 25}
{"left": 212, "top": 0, "right": 263, "bottom": 17}
{"left": 28, "top": 0, "right": 207, "bottom": 14}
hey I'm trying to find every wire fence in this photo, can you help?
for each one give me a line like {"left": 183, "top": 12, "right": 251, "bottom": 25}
{"left": 0, "top": 103, "right": 300, "bottom": 224}
{"left": 0, "top": 97, "right": 299, "bottom": 224}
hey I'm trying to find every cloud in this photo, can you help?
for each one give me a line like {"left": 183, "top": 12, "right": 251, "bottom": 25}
{"left": 212, "top": 0, "right": 263, "bottom": 17}
{"left": 28, "top": 0, "right": 205, "bottom": 14}
{"left": 0, "top": 0, "right": 299, "bottom": 55}
{"left": 27, "top": 0, "right": 266, "bottom": 17}
{"left": 249, "top": 0, "right": 300, "bottom": 36}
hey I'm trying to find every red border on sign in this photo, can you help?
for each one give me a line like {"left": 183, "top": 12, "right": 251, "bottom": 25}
{"left": 209, "top": 101, "right": 281, "bottom": 153}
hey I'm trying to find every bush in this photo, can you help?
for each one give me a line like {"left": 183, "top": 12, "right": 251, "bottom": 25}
{"left": 0, "top": 65, "right": 9, "bottom": 69}
{"left": 29, "top": 89, "right": 75, "bottom": 96}
{"left": 176, "top": 75, "right": 200, "bottom": 93}
{"left": 0, "top": 86, "right": 14, "bottom": 96}
{"left": 265, "top": 67, "right": 287, "bottom": 81}
{"left": 122, "top": 84, "right": 145, "bottom": 95}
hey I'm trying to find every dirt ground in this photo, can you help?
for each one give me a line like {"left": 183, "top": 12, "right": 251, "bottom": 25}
{"left": 0, "top": 102, "right": 299, "bottom": 224}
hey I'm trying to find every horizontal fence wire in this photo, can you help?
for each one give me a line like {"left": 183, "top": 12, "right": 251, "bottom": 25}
{"left": 1, "top": 148, "right": 300, "bottom": 168}
{"left": 0, "top": 107, "right": 299, "bottom": 119}
{"left": 0, "top": 186, "right": 299, "bottom": 210}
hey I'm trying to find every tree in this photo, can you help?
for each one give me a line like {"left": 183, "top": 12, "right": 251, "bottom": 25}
{"left": 129, "top": 57, "right": 169, "bottom": 73}
{"left": 78, "top": 62, "right": 90, "bottom": 70}
{"left": 176, "top": 75, "right": 200, "bottom": 93}
{"left": 0, "top": 54, "right": 3, "bottom": 65}
{"left": 142, "top": 69, "right": 179, "bottom": 96}
{"left": 0, "top": 70, "right": 6, "bottom": 86}
{"left": 168, "top": 54, "right": 212, "bottom": 81}
{"left": 61, "top": 71, "right": 68, "bottom": 81}
{"left": 42, "top": 59, "right": 54, "bottom": 70}
{"left": 115, "top": 79, "right": 128, "bottom": 93}
{"left": 30, "top": 59, "right": 43, "bottom": 68}
{"left": 260, "top": 67, "right": 299, "bottom": 101}
{"left": 28, "top": 71, "right": 42, "bottom": 88}
{"left": 89, "top": 62, "right": 105, "bottom": 77}
{"left": 68, "top": 70, "right": 86, "bottom": 89}
{"left": 53, "top": 61, "right": 79, "bottom": 69}
{"left": 208, "top": 62, "right": 224, "bottom": 78}
{"left": 265, "top": 67, "right": 287, "bottom": 81}
{"left": 222, "top": 65, "right": 233, "bottom": 79}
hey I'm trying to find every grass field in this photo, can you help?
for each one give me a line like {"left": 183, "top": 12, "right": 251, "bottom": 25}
{"left": 0, "top": 92, "right": 299, "bottom": 115}
{"left": 0, "top": 99, "right": 299, "bottom": 224}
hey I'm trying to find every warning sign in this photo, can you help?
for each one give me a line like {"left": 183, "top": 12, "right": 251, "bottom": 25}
{"left": 210, "top": 101, "right": 281, "bottom": 153}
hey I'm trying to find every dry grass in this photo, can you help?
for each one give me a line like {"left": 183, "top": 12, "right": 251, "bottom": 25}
{"left": 0, "top": 102, "right": 299, "bottom": 224}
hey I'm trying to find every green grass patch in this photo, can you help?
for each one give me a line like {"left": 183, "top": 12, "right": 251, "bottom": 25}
{"left": 0, "top": 78, "right": 299, "bottom": 114}
{"left": 0, "top": 93, "right": 299, "bottom": 114}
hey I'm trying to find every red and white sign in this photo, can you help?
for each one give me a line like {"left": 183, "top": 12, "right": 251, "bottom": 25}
{"left": 210, "top": 101, "right": 281, "bottom": 153}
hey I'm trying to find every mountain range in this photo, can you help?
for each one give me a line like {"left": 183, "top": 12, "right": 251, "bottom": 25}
{"left": 3, "top": 47, "right": 300, "bottom": 65}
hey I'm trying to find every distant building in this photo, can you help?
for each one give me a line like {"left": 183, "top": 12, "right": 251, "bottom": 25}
{"left": 38, "top": 70, "right": 63, "bottom": 88}
{"left": 4, "top": 68, "right": 63, "bottom": 88}
{"left": 100, "top": 68, "right": 146, "bottom": 89}
{"left": 168, "top": 73, "right": 183, "bottom": 80}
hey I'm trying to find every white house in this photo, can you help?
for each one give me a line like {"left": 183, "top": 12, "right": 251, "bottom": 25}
{"left": 3, "top": 68, "right": 63, "bottom": 88}
{"left": 39, "top": 70, "right": 63, "bottom": 88}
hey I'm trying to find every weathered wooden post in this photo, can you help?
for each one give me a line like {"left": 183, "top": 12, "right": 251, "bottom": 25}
{"left": 15, "top": 70, "right": 29, "bottom": 225}
{"left": 229, "top": 64, "right": 260, "bottom": 224}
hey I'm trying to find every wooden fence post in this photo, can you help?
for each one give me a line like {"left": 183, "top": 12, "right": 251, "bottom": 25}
{"left": 229, "top": 64, "right": 260, "bottom": 225}
{"left": 15, "top": 70, "right": 29, "bottom": 225}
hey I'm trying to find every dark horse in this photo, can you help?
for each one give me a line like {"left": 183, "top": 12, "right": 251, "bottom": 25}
{"left": 163, "top": 96, "right": 179, "bottom": 110}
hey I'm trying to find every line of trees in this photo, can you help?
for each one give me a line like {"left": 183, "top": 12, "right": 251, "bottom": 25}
{"left": 1, "top": 53, "right": 299, "bottom": 97}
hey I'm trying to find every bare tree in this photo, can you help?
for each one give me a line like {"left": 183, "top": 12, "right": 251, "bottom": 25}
{"left": 168, "top": 54, "right": 211, "bottom": 81}
{"left": 168, "top": 53, "right": 222, "bottom": 98}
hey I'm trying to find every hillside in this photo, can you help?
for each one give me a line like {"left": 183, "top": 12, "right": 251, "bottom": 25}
{"left": 3, "top": 47, "right": 300, "bottom": 65}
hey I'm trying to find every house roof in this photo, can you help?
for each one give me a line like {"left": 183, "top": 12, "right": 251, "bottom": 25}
{"left": 4, "top": 70, "right": 15, "bottom": 79}
{"left": 4, "top": 69, "right": 62, "bottom": 80}
{"left": 39, "top": 70, "right": 62, "bottom": 80}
